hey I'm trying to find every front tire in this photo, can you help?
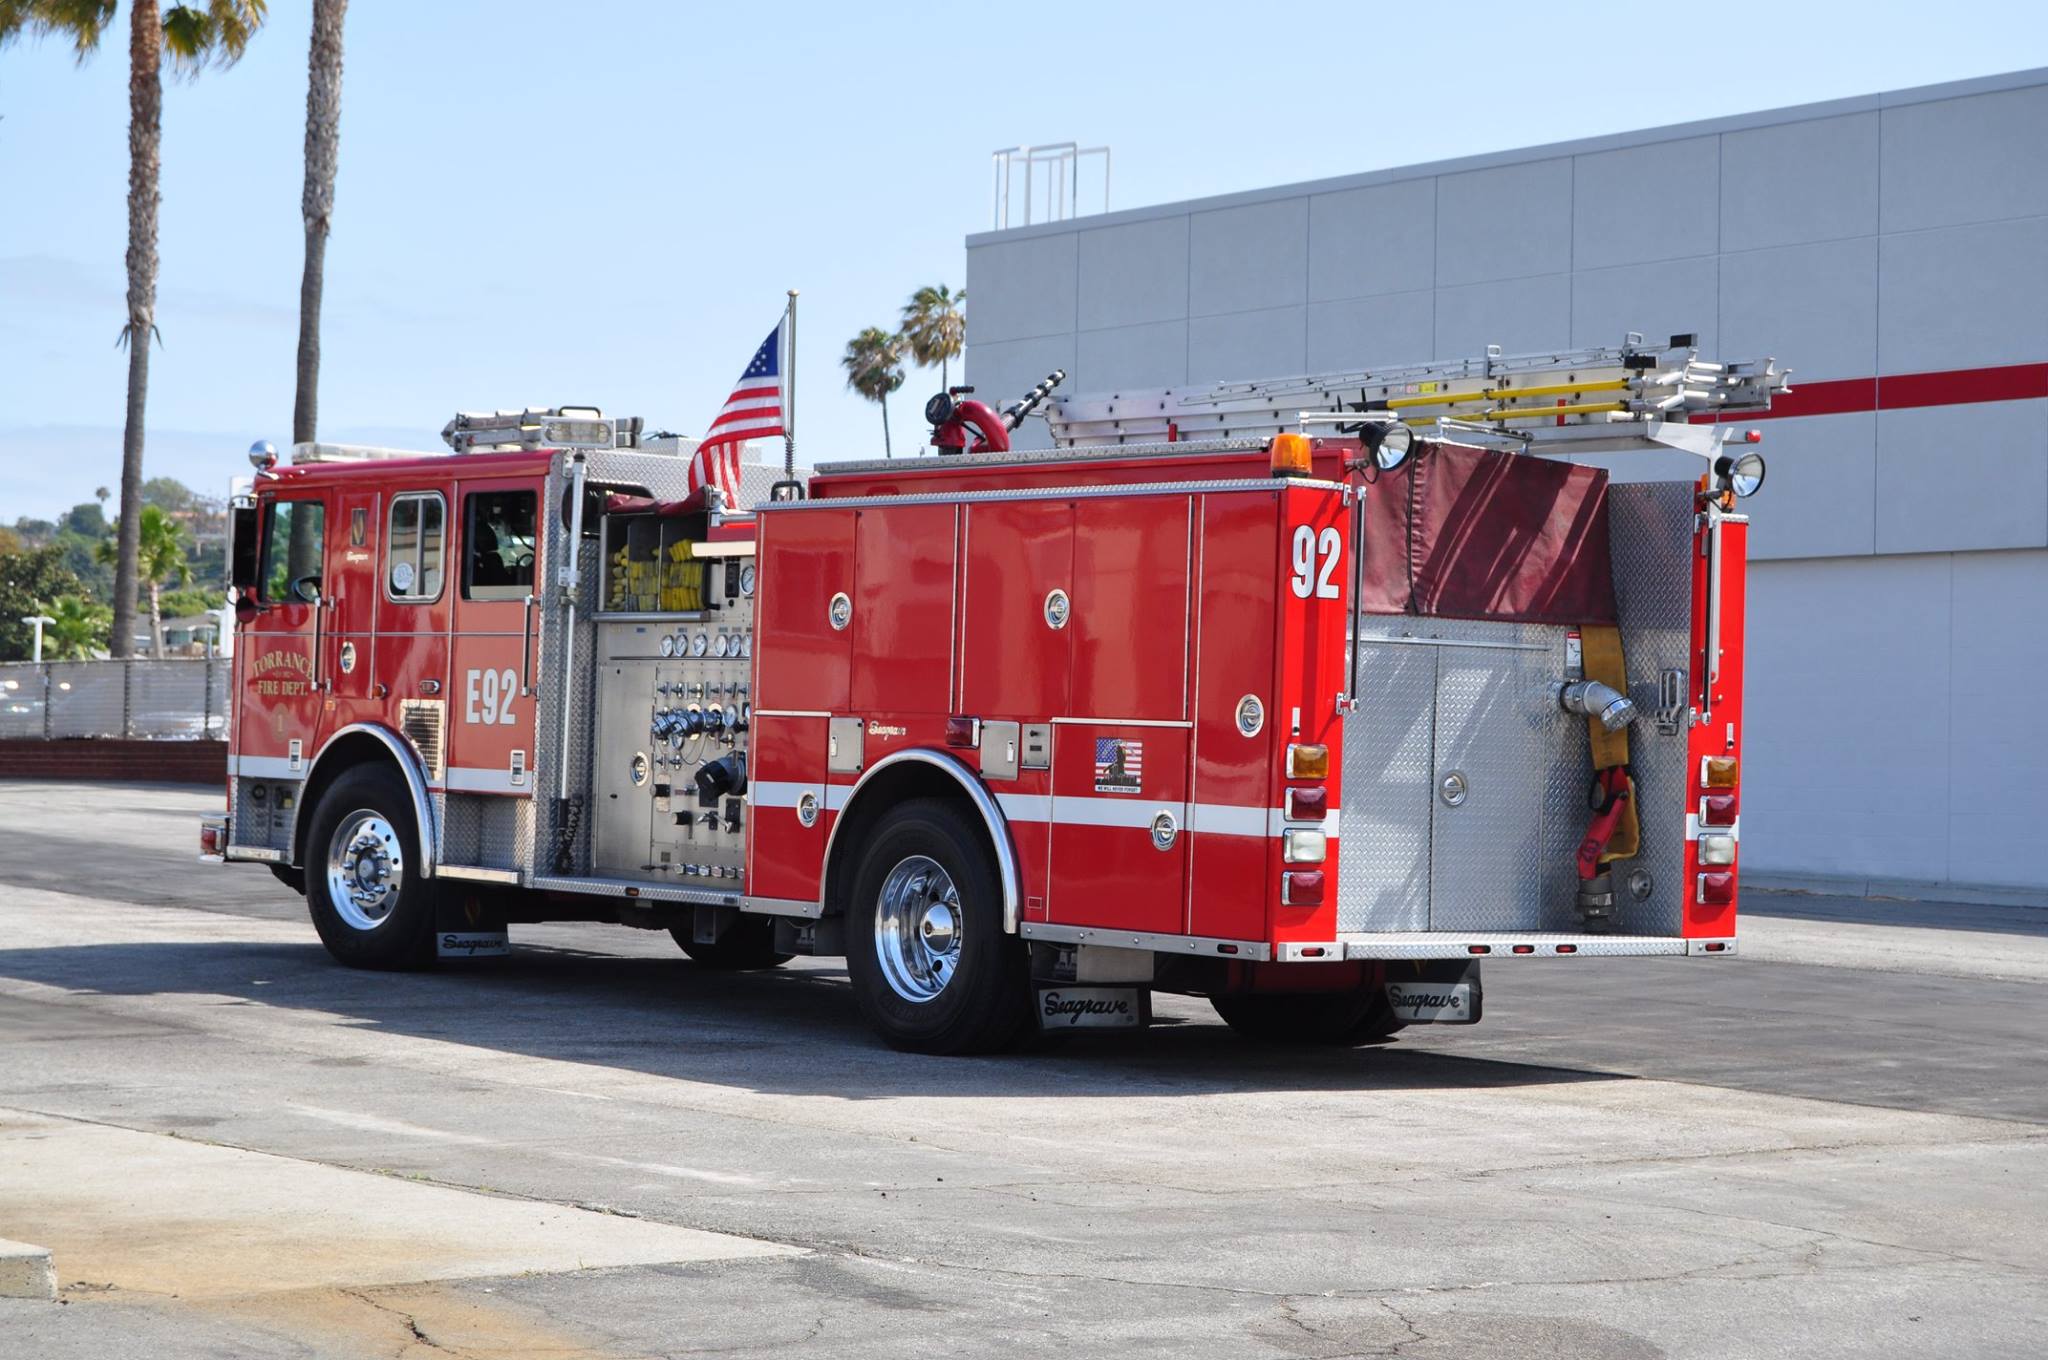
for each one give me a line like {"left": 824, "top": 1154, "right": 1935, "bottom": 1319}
{"left": 304, "top": 764, "right": 438, "bottom": 970}
{"left": 844, "top": 798, "right": 1030, "bottom": 1055}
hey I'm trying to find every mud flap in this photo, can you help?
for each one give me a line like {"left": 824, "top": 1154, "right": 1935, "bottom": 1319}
{"left": 1383, "top": 960, "right": 1482, "bottom": 1024}
{"left": 1034, "top": 985, "right": 1151, "bottom": 1031}
{"left": 435, "top": 889, "right": 510, "bottom": 960}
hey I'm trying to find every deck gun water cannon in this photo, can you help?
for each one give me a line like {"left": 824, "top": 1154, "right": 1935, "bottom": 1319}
{"left": 928, "top": 370, "right": 1066, "bottom": 455}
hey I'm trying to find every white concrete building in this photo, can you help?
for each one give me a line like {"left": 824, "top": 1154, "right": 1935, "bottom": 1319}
{"left": 964, "top": 69, "right": 2048, "bottom": 899}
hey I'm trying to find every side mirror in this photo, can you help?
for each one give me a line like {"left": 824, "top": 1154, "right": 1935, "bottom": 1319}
{"left": 229, "top": 502, "right": 261, "bottom": 592}
{"left": 233, "top": 591, "right": 264, "bottom": 622}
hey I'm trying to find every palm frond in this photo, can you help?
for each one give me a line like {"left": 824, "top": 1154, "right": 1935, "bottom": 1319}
{"left": 163, "top": 0, "right": 265, "bottom": 72}
{"left": 0, "top": 0, "right": 117, "bottom": 59}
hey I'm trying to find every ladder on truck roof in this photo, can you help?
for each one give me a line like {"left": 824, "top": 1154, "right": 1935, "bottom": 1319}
{"left": 1043, "top": 334, "right": 1790, "bottom": 461}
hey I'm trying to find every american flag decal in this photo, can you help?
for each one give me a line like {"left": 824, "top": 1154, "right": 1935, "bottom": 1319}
{"left": 1094, "top": 738, "right": 1143, "bottom": 793}
{"left": 688, "top": 317, "right": 786, "bottom": 508}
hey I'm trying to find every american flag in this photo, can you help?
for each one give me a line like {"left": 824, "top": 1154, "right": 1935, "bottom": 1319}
{"left": 688, "top": 318, "right": 786, "bottom": 507}
{"left": 1094, "top": 738, "right": 1143, "bottom": 791}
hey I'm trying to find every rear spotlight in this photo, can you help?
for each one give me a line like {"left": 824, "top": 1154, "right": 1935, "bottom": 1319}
{"left": 1361, "top": 420, "right": 1414, "bottom": 472}
{"left": 1714, "top": 449, "right": 1767, "bottom": 498}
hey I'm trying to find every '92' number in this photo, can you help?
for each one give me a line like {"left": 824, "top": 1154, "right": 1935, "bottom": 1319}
{"left": 465, "top": 668, "right": 518, "bottom": 725}
{"left": 1290, "top": 525, "right": 1342, "bottom": 600}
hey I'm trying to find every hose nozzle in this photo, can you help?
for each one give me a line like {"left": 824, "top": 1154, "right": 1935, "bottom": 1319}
{"left": 1555, "top": 679, "right": 1636, "bottom": 732}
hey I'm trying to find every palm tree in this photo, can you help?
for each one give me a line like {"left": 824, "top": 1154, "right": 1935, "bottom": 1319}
{"left": 842, "top": 327, "right": 906, "bottom": 458}
{"left": 1, "top": 1, "right": 267, "bottom": 658}
{"left": 292, "top": 0, "right": 347, "bottom": 448}
{"left": 96, "top": 503, "right": 192, "bottom": 658}
{"left": 899, "top": 284, "right": 966, "bottom": 391}
{"left": 41, "top": 594, "right": 112, "bottom": 660}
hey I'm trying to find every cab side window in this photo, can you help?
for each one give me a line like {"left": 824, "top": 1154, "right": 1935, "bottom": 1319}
{"left": 463, "top": 490, "right": 538, "bottom": 601}
{"left": 387, "top": 493, "right": 446, "bottom": 602}
{"left": 260, "top": 499, "right": 326, "bottom": 603}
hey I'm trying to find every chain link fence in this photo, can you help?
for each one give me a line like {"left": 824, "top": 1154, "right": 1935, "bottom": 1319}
{"left": 0, "top": 659, "right": 230, "bottom": 740}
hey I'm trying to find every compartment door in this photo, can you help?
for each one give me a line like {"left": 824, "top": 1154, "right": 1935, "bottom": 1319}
{"left": 1427, "top": 642, "right": 1548, "bottom": 931}
{"left": 1047, "top": 722, "right": 1190, "bottom": 935}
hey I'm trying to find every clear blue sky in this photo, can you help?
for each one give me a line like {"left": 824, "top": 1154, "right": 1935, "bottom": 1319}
{"left": 2, "top": 0, "right": 2044, "bottom": 520}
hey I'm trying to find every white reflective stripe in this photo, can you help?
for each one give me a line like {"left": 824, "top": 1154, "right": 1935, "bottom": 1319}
{"left": 1191, "top": 803, "right": 1266, "bottom": 837}
{"left": 231, "top": 755, "right": 298, "bottom": 780}
{"left": 750, "top": 781, "right": 854, "bottom": 812}
{"left": 1049, "top": 796, "right": 1176, "bottom": 830}
{"left": 1267, "top": 808, "right": 1342, "bottom": 837}
{"left": 1684, "top": 813, "right": 1740, "bottom": 842}
{"left": 995, "top": 792, "right": 1053, "bottom": 823}
{"left": 442, "top": 766, "right": 531, "bottom": 794}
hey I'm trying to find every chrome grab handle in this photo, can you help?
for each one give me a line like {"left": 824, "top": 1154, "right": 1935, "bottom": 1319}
{"left": 521, "top": 592, "right": 536, "bottom": 696}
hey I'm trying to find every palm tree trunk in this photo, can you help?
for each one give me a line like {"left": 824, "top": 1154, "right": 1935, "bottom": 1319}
{"left": 149, "top": 579, "right": 165, "bottom": 660}
{"left": 881, "top": 399, "right": 892, "bottom": 458}
{"left": 293, "top": 0, "right": 348, "bottom": 447}
{"left": 112, "top": 0, "right": 164, "bottom": 660}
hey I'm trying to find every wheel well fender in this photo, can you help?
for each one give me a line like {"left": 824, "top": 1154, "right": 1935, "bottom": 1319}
{"left": 820, "top": 749, "right": 1020, "bottom": 932}
{"left": 293, "top": 723, "right": 439, "bottom": 877}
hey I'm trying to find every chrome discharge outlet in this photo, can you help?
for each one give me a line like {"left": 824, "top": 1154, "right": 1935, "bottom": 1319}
{"left": 1553, "top": 679, "right": 1637, "bottom": 732}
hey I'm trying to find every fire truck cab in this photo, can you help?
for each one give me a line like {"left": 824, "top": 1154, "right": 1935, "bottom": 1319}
{"left": 204, "top": 339, "right": 1781, "bottom": 1054}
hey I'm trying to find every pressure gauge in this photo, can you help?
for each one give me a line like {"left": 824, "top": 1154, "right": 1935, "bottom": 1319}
{"left": 690, "top": 632, "right": 708, "bottom": 657}
{"left": 739, "top": 635, "right": 751, "bottom": 658}
{"left": 660, "top": 634, "right": 676, "bottom": 657}
{"left": 713, "top": 634, "right": 730, "bottom": 657}
{"left": 738, "top": 563, "right": 757, "bottom": 596}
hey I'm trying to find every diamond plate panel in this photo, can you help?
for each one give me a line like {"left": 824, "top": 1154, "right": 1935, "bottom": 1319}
{"left": 231, "top": 774, "right": 296, "bottom": 853}
{"left": 1597, "top": 481, "right": 1699, "bottom": 936}
{"left": 441, "top": 793, "right": 530, "bottom": 872}
{"left": 1336, "top": 639, "right": 1435, "bottom": 931}
{"left": 1429, "top": 629, "right": 1553, "bottom": 931}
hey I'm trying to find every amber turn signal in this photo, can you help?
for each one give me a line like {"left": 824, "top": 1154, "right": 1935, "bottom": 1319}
{"left": 1269, "top": 433, "right": 1313, "bottom": 478}
{"left": 1702, "top": 755, "right": 1740, "bottom": 788}
{"left": 1286, "top": 743, "right": 1329, "bottom": 779}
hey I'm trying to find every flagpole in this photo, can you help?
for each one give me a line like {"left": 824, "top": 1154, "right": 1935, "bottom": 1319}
{"left": 783, "top": 289, "right": 798, "bottom": 480}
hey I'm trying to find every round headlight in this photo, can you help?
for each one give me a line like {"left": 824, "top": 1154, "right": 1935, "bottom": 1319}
{"left": 1365, "top": 421, "right": 1414, "bottom": 472}
{"left": 1727, "top": 450, "right": 1766, "bottom": 498}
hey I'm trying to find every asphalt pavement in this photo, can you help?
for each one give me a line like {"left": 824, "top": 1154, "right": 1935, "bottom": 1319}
{"left": 0, "top": 779, "right": 2042, "bottom": 1359}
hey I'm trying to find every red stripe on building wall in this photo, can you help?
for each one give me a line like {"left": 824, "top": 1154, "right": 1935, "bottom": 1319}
{"left": 1700, "top": 362, "right": 2048, "bottom": 422}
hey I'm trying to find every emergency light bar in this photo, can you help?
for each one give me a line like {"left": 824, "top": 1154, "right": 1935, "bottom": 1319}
{"left": 441, "top": 406, "right": 645, "bottom": 454}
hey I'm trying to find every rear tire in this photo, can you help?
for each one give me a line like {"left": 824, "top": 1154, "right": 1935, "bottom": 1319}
{"left": 1211, "top": 988, "right": 1407, "bottom": 1046}
{"left": 844, "top": 798, "right": 1030, "bottom": 1055}
{"left": 669, "top": 915, "right": 794, "bottom": 971}
{"left": 304, "top": 764, "right": 438, "bottom": 971}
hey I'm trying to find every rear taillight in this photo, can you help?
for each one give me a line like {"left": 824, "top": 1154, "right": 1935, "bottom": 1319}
{"left": 1282, "top": 870, "right": 1324, "bottom": 905}
{"left": 1696, "top": 871, "right": 1736, "bottom": 905}
{"left": 1699, "top": 793, "right": 1738, "bottom": 827}
{"left": 1285, "top": 786, "right": 1327, "bottom": 822}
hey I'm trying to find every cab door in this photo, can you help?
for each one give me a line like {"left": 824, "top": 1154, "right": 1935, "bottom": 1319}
{"left": 235, "top": 491, "right": 329, "bottom": 793}
{"left": 447, "top": 478, "right": 543, "bottom": 796}
{"left": 323, "top": 489, "right": 382, "bottom": 738}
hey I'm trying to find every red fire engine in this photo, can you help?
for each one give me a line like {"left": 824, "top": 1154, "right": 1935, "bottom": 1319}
{"left": 202, "top": 337, "right": 1782, "bottom": 1054}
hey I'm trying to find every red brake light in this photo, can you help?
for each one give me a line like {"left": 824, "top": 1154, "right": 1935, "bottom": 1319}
{"left": 1282, "top": 870, "right": 1324, "bottom": 905}
{"left": 1696, "top": 871, "right": 1736, "bottom": 905}
{"left": 1285, "top": 787, "right": 1327, "bottom": 822}
{"left": 1700, "top": 793, "right": 1738, "bottom": 827}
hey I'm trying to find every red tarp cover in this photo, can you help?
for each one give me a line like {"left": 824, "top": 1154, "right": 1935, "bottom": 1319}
{"left": 1359, "top": 441, "right": 1618, "bottom": 626}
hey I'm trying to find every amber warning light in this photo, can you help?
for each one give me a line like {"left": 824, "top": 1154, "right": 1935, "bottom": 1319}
{"left": 1268, "top": 433, "right": 1313, "bottom": 478}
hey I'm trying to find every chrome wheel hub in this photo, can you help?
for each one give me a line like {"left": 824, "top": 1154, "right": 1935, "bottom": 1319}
{"left": 874, "top": 855, "right": 963, "bottom": 1003}
{"left": 327, "top": 811, "right": 403, "bottom": 931}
